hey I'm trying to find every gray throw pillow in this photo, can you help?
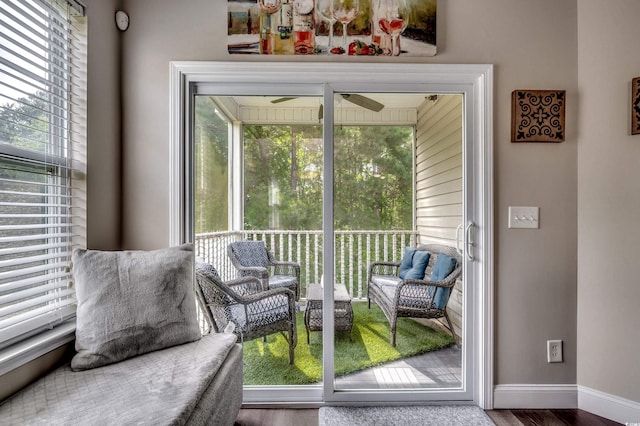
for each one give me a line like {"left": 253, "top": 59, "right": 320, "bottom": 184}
{"left": 71, "top": 243, "right": 201, "bottom": 371}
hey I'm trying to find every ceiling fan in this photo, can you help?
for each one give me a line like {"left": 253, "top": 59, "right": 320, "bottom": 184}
{"left": 271, "top": 94, "right": 385, "bottom": 120}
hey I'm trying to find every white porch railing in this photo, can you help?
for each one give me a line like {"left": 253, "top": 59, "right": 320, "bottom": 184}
{"left": 195, "top": 230, "right": 418, "bottom": 300}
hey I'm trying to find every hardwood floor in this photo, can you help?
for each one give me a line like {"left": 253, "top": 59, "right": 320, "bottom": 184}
{"left": 235, "top": 409, "right": 318, "bottom": 426}
{"left": 235, "top": 408, "right": 621, "bottom": 426}
{"left": 487, "top": 409, "right": 622, "bottom": 425}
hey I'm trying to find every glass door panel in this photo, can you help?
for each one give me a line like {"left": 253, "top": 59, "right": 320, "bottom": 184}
{"left": 190, "top": 82, "right": 474, "bottom": 403}
{"left": 332, "top": 92, "right": 464, "bottom": 392}
{"left": 194, "top": 94, "right": 325, "bottom": 389}
{"left": 182, "top": 64, "right": 494, "bottom": 405}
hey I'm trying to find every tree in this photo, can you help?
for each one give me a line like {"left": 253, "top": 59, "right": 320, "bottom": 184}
{"left": 0, "top": 92, "right": 50, "bottom": 151}
{"left": 243, "top": 125, "right": 323, "bottom": 230}
{"left": 243, "top": 124, "right": 413, "bottom": 231}
{"left": 333, "top": 125, "right": 413, "bottom": 230}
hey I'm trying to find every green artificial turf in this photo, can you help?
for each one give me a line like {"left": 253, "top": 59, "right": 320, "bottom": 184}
{"left": 242, "top": 301, "right": 455, "bottom": 385}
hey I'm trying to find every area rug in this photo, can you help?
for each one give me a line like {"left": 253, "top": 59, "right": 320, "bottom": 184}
{"left": 242, "top": 302, "right": 455, "bottom": 385}
{"left": 319, "top": 405, "right": 494, "bottom": 426}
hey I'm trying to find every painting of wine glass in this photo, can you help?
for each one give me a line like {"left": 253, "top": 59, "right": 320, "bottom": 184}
{"left": 226, "top": 0, "right": 436, "bottom": 56}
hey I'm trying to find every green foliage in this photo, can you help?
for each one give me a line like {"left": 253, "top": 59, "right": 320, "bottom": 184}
{"left": 243, "top": 124, "right": 413, "bottom": 231}
{"left": 333, "top": 125, "right": 413, "bottom": 230}
{"left": 0, "top": 92, "right": 63, "bottom": 259}
{"left": 244, "top": 125, "right": 324, "bottom": 230}
{"left": 193, "top": 97, "right": 414, "bottom": 234}
{"left": 0, "top": 92, "right": 50, "bottom": 152}
{"left": 194, "top": 97, "right": 230, "bottom": 233}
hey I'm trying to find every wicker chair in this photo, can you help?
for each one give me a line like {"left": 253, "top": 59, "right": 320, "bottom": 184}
{"left": 195, "top": 262, "right": 297, "bottom": 364}
{"left": 367, "top": 244, "right": 462, "bottom": 347}
{"left": 227, "top": 241, "right": 301, "bottom": 301}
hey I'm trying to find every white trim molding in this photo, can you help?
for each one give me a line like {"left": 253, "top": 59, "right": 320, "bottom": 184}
{"left": 578, "top": 385, "right": 640, "bottom": 425}
{"left": 0, "top": 322, "right": 75, "bottom": 377}
{"left": 493, "top": 384, "right": 578, "bottom": 409}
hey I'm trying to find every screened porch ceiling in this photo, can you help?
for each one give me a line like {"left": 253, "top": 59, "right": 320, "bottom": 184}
{"left": 211, "top": 93, "right": 440, "bottom": 126}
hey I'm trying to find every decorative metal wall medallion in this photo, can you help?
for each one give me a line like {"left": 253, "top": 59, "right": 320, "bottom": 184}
{"left": 632, "top": 77, "right": 640, "bottom": 135}
{"left": 511, "top": 90, "right": 566, "bottom": 142}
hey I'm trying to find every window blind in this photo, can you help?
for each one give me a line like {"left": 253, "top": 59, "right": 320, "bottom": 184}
{"left": 0, "top": 0, "right": 86, "bottom": 349}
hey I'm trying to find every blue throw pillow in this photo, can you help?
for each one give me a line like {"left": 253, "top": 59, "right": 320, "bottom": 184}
{"left": 398, "top": 247, "right": 416, "bottom": 279}
{"left": 403, "top": 251, "right": 430, "bottom": 280}
{"left": 430, "top": 253, "right": 457, "bottom": 281}
{"left": 430, "top": 253, "right": 457, "bottom": 309}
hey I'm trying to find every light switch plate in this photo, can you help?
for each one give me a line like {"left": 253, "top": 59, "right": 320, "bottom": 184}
{"left": 508, "top": 206, "right": 539, "bottom": 229}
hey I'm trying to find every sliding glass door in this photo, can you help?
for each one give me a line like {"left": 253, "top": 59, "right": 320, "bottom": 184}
{"left": 172, "top": 62, "right": 493, "bottom": 406}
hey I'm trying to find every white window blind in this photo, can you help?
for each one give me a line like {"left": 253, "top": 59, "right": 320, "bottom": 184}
{"left": 0, "top": 0, "right": 86, "bottom": 350}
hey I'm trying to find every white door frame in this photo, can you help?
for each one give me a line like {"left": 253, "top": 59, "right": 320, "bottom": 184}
{"left": 169, "top": 61, "right": 494, "bottom": 409}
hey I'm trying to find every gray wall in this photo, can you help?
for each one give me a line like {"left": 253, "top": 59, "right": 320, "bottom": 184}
{"left": 120, "top": 0, "right": 579, "bottom": 387}
{"left": 86, "top": 0, "right": 122, "bottom": 250}
{"left": 577, "top": 0, "right": 640, "bottom": 402}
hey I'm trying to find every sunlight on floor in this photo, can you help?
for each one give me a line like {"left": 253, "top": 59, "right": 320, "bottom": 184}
{"left": 334, "top": 346, "right": 462, "bottom": 390}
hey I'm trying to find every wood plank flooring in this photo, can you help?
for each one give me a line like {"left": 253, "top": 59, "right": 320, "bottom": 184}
{"left": 486, "top": 409, "right": 622, "bottom": 425}
{"left": 235, "top": 408, "right": 621, "bottom": 426}
{"left": 235, "top": 408, "right": 318, "bottom": 426}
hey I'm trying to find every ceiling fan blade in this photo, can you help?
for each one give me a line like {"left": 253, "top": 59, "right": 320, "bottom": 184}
{"left": 271, "top": 97, "right": 298, "bottom": 104}
{"left": 341, "top": 94, "right": 384, "bottom": 112}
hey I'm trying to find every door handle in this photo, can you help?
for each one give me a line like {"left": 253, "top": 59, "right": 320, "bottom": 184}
{"left": 466, "top": 222, "right": 475, "bottom": 261}
{"left": 455, "top": 223, "right": 463, "bottom": 256}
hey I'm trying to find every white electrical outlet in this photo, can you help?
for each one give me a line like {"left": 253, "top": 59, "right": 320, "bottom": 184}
{"left": 547, "top": 340, "right": 563, "bottom": 363}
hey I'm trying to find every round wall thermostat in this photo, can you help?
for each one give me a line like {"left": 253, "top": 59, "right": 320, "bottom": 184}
{"left": 115, "top": 10, "right": 129, "bottom": 31}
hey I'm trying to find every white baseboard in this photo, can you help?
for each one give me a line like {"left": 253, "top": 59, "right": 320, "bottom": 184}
{"left": 493, "top": 384, "right": 578, "bottom": 409}
{"left": 578, "top": 385, "right": 640, "bottom": 424}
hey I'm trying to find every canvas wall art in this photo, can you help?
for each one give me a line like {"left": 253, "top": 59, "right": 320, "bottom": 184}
{"left": 227, "top": 0, "right": 436, "bottom": 56}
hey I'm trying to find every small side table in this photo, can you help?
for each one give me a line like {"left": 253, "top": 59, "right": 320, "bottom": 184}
{"left": 304, "top": 283, "right": 354, "bottom": 344}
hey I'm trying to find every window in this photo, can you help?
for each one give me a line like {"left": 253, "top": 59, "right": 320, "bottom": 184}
{"left": 0, "top": 0, "right": 86, "bottom": 355}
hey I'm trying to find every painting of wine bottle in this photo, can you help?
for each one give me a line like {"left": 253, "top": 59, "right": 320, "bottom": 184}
{"left": 227, "top": 0, "right": 436, "bottom": 57}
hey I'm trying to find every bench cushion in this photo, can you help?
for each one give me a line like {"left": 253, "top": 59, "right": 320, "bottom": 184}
{"left": 0, "top": 333, "right": 238, "bottom": 426}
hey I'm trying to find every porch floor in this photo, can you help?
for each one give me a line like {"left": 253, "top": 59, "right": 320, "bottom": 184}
{"left": 334, "top": 345, "right": 462, "bottom": 390}
{"left": 300, "top": 301, "right": 463, "bottom": 390}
